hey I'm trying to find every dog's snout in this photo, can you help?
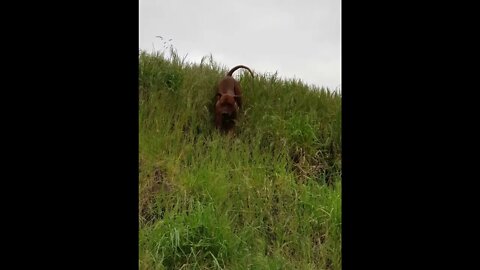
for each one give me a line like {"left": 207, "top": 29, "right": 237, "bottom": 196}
{"left": 222, "top": 112, "right": 230, "bottom": 117}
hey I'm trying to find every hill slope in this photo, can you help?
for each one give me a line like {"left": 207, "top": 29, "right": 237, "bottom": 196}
{"left": 139, "top": 50, "right": 342, "bottom": 269}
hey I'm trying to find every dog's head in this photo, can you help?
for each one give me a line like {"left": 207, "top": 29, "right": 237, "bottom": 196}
{"left": 215, "top": 93, "right": 239, "bottom": 119}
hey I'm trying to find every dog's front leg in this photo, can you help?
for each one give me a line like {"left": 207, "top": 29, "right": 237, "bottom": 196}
{"left": 215, "top": 113, "right": 223, "bottom": 130}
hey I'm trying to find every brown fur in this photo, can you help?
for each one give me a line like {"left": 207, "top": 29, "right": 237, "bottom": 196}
{"left": 214, "top": 65, "right": 254, "bottom": 133}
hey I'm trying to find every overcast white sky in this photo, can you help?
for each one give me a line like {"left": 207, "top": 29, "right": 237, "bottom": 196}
{"left": 139, "top": 0, "right": 341, "bottom": 91}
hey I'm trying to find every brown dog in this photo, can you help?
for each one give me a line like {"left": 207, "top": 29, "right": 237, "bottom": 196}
{"left": 215, "top": 65, "right": 254, "bottom": 133}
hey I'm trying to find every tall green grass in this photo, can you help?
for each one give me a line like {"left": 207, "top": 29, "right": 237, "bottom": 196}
{"left": 139, "top": 48, "right": 341, "bottom": 269}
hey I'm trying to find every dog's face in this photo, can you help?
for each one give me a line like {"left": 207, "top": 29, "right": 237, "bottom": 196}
{"left": 215, "top": 94, "right": 239, "bottom": 120}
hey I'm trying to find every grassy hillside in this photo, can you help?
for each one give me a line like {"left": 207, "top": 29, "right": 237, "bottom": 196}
{"left": 139, "top": 49, "right": 342, "bottom": 269}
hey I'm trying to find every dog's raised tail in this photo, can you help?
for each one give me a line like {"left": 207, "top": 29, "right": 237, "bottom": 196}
{"left": 227, "top": 65, "right": 254, "bottom": 78}
{"left": 227, "top": 65, "right": 254, "bottom": 92}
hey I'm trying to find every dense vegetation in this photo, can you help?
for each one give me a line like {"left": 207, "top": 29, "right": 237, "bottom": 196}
{"left": 139, "top": 49, "right": 341, "bottom": 269}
